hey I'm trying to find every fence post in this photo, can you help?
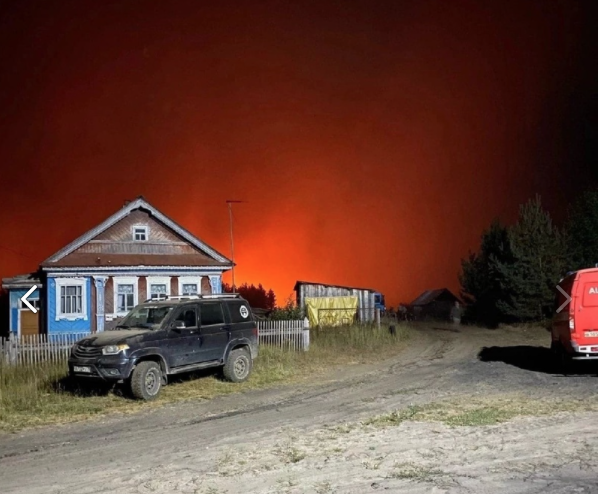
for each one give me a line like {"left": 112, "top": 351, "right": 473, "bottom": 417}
{"left": 8, "top": 333, "right": 17, "bottom": 365}
{"left": 376, "top": 308, "right": 381, "bottom": 328}
{"left": 302, "top": 317, "right": 310, "bottom": 351}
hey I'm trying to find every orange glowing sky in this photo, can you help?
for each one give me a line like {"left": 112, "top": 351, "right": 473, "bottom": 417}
{"left": 1, "top": 0, "right": 597, "bottom": 306}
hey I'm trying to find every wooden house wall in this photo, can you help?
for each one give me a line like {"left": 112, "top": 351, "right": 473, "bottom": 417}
{"left": 139, "top": 277, "right": 147, "bottom": 302}
{"left": 418, "top": 301, "right": 454, "bottom": 320}
{"left": 105, "top": 278, "right": 114, "bottom": 314}
{"left": 90, "top": 281, "right": 97, "bottom": 333}
{"left": 296, "top": 283, "right": 375, "bottom": 312}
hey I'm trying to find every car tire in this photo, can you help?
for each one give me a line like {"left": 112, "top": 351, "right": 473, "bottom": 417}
{"left": 130, "top": 361, "right": 162, "bottom": 400}
{"left": 222, "top": 347, "right": 253, "bottom": 383}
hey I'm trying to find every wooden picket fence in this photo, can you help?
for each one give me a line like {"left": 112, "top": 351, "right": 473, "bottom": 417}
{"left": 257, "top": 319, "right": 309, "bottom": 351}
{"left": 0, "top": 320, "right": 310, "bottom": 366}
{"left": 0, "top": 333, "right": 90, "bottom": 366}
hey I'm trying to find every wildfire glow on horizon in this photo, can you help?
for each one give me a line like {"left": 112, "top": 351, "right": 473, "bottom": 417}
{"left": 1, "top": 0, "right": 597, "bottom": 307}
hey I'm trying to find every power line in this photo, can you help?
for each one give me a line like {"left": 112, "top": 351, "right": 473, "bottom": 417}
{"left": 0, "top": 244, "right": 40, "bottom": 261}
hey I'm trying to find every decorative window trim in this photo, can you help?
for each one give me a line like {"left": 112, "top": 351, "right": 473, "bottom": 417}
{"left": 208, "top": 275, "right": 222, "bottom": 294}
{"left": 132, "top": 225, "right": 149, "bottom": 242}
{"left": 113, "top": 276, "right": 139, "bottom": 316}
{"left": 178, "top": 276, "right": 202, "bottom": 296}
{"left": 55, "top": 277, "right": 88, "bottom": 321}
{"left": 147, "top": 276, "right": 171, "bottom": 300}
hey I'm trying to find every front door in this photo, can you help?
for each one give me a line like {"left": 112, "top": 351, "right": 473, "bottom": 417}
{"left": 166, "top": 305, "right": 200, "bottom": 367}
{"left": 20, "top": 299, "right": 40, "bottom": 337}
{"left": 199, "top": 302, "right": 230, "bottom": 362}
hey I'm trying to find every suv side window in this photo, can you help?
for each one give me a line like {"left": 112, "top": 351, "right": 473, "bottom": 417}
{"left": 227, "top": 301, "right": 253, "bottom": 323}
{"left": 175, "top": 307, "right": 198, "bottom": 328}
{"left": 200, "top": 302, "right": 225, "bottom": 326}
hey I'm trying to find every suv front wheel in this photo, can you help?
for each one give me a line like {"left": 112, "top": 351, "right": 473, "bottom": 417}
{"left": 223, "top": 347, "right": 253, "bottom": 383}
{"left": 130, "top": 361, "right": 162, "bottom": 400}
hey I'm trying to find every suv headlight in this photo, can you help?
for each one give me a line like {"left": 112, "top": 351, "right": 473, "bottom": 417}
{"left": 102, "top": 344, "right": 129, "bottom": 355}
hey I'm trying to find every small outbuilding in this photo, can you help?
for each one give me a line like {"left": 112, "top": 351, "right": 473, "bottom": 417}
{"left": 410, "top": 288, "right": 461, "bottom": 321}
{"left": 294, "top": 281, "right": 378, "bottom": 322}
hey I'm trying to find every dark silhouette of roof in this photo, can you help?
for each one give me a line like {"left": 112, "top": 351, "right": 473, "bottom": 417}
{"left": 410, "top": 288, "right": 460, "bottom": 306}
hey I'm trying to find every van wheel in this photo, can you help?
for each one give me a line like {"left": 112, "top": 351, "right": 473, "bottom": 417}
{"left": 130, "top": 361, "right": 162, "bottom": 400}
{"left": 223, "top": 347, "right": 252, "bottom": 383}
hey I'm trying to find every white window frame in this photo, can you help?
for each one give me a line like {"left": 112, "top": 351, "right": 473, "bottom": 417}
{"left": 178, "top": 276, "right": 202, "bottom": 296}
{"left": 132, "top": 225, "right": 149, "bottom": 242}
{"left": 146, "top": 276, "right": 171, "bottom": 300}
{"left": 55, "top": 277, "right": 88, "bottom": 321}
{"left": 20, "top": 298, "right": 40, "bottom": 310}
{"left": 113, "top": 276, "right": 139, "bottom": 316}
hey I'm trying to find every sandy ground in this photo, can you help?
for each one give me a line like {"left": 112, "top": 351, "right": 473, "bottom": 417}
{"left": 2, "top": 324, "right": 598, "bottom": 493}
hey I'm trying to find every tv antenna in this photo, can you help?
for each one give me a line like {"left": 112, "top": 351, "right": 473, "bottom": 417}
{"left": 226, "top": 200, "right": 246, "bottom": 292}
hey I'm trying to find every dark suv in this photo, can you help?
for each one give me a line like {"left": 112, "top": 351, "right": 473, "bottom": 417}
{"left": 68, "top": 294, "right": 258, "bottom": 400}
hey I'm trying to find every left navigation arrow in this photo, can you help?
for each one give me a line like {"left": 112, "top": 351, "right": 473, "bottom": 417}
{"left": 21, "top": 285, "right": 38, "bottom": 313}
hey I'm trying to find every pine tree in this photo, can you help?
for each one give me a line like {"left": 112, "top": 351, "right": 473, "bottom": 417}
{"left": 496, "top": 195, "right": 566, "bottom": 321}
{"left": 459, "top": 219, "right": 514, "bottom": 327}
{"left": 564, "top": 188, "right": 598, "bottom": 271}
{"left": 266, "top": 289, "right": 276, "bottom": 311}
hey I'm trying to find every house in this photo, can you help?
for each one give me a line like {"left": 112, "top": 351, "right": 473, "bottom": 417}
{"left": 2, "top": 197, "right": 232, "bottom": 337}
{"left": 2, "top": 274, "right": 43, "bottom": 338}
{"left": 410, "top": 288, "right": 461, "bottom": 321}
{"left": 294, "top": 281, "right": 378, "bottom": 322}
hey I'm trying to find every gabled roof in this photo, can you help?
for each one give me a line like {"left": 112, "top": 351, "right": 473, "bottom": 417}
{"left": 42, "top": 197, "right": 232, "bottom": 266}
{"left": 410, "top": 288, "right": 460, "bottom": 306}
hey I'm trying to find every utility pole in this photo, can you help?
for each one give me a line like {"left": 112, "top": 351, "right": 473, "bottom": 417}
{"left": 226, "top": 200, "right": 244, "bottom": 293}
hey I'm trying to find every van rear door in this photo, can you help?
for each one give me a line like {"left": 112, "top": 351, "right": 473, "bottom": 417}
{"left": 575, "top": 271, "right": 598, "bottom": 344}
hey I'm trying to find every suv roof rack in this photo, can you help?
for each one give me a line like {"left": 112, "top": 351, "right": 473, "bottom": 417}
{"left": 143, "top": 294, "right": 243, "bottom": 303}
{"left": 200, "top": 294, "right": 242, "bottom": 299}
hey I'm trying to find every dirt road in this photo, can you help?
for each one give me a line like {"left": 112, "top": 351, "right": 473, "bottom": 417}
{"left": 2, "top": 325, "right": 598, "bottom": 494}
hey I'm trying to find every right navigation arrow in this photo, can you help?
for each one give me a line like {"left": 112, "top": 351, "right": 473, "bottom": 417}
{"left": 556, "top": 285, "right": 571, "bottom": 313}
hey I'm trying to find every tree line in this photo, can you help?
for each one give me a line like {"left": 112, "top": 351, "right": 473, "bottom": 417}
{"left": 460, "top": 189, "right": 598, "bottom": 327}
{"left": 222, "top": 282, "right": 277, "bottom": 310}
{"left": 222, "top": 282, "right": 302, "bottom": 319}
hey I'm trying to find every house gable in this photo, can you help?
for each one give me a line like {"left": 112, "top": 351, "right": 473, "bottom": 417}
{"left": 411, "top": 288, "right": 460, "bottom": 306}
{"left": 41, "top": 198, "right": 232, "bottom": 269}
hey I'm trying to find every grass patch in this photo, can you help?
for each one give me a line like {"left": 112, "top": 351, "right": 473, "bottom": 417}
{"left": 388, "top": 462, "right": 445, "bottom": 481}
{"left": 364, "top": 394, "right": 598, "bottom": 429}
{"left": 0, "top": 323, "right": 410, "bottom": 432}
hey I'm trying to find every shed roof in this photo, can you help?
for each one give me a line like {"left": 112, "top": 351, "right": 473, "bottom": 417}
{"left": 294, "top": 280, "right": 377, "bottom": 292}
{"left": 410, "top": 288, "right": 460, "bottom": 306}
{"left": 2, "top": 273, "right": 43, "bottom": 289}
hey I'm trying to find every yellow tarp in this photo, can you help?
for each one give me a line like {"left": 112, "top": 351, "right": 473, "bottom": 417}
{"left": 304, "top": 296, "right": 358, "bottom": 327}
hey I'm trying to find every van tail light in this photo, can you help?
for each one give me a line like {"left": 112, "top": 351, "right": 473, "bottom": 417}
{"left": 570, "top": 318, "right": 575, "bottom": 332}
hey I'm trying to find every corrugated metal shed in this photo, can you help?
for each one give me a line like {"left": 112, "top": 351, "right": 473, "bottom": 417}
{"left": 294, "top": 281, "right": 377, "bottom": 322}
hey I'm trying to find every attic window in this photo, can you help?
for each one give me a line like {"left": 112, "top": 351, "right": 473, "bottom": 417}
{"left": 133, "top": 225, "right": 149, "bottom": 241}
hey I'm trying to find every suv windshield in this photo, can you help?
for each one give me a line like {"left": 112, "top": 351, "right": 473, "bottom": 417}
{"left": 115, "top": 305, "right": 174, "bottom": 330}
